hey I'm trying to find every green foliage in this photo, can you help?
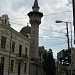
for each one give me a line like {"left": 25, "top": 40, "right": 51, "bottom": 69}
{"left": 42, "top": 49, "right": 56, "bottom": 75}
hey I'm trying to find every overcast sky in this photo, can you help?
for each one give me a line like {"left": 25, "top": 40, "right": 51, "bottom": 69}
{"left": 0, "top": 0, "right": 74, "bottom": 58}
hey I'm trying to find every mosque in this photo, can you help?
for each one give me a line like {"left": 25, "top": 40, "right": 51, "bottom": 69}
{"left": 0, "top": 0, "right": 46, "bottom": 75}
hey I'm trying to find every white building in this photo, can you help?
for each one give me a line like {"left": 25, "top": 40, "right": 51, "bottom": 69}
{"left": 0, "top": 14, "right": 30, "bottom": 75}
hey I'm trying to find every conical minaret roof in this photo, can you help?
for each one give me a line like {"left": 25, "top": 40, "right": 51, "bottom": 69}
{"left": 32, "top": 0, "right": 39, "bottom": 11}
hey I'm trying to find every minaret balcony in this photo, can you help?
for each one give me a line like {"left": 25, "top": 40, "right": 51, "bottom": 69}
{"left": 28, "top": 11, "right": 43, "bottom": 18}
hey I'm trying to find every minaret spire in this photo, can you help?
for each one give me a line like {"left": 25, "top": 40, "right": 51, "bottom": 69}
{"left": 32, "top": 0, "right": 39, "bottom": 11}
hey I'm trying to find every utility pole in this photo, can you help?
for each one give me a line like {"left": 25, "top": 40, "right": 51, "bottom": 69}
{"left": 72, "top": 0, "right": 75, "bottom": 44}
{"left": 66, "top": 22, "right": 70, "bottom": 50}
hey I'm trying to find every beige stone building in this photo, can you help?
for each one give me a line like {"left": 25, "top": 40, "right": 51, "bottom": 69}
{"left": 0, "top": 14, "right": 30, "bottom": 75}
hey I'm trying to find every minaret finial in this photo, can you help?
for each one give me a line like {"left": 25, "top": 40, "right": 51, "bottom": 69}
{"left": 32, "top": 0, "right": 39, "bottom": 11}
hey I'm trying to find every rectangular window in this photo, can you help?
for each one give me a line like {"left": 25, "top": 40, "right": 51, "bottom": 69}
{"left": 19, "top": 45, "right": 22, "bottom": 57}
{"left": 10, "top": 60, "right": 14, "bottom": 72}
{"left": 24, "top": 63, "right": 27, "bottom": 73}
{"left": 12, "top": 42, "right": 15, "bottom": 52}
{"left": 18, "top": 62, "right": 21, "bottom": 75}
{"left": 1, "top": 57, "right": 4, "bottom": 75}
{"left": 25, "top": 48, "right": 27, "bottom": 55}
{"left": 1, "top": 36, "right": 6, "bottom": 49}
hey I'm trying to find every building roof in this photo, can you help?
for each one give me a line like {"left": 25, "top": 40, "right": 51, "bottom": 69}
{"left": 20, "top": 25, "right": 31, "bottom": 37}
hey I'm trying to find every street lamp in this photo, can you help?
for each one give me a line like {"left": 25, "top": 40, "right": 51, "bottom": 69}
{"left": 55, "top": 20, "right": 73, "bottom": 75}
{"left": 55, "top": 20, "right": 71, "bottom": 50}
{"left": 55, "top": 20, "right": 63, "bottom": 23}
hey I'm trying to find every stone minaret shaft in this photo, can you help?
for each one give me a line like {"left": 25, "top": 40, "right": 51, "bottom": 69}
{"left": 28, "top": 0, "right": 43, "bottom": 59}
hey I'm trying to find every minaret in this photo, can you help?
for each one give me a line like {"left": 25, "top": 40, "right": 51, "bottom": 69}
{"left": 28, "top": 0, "right": 43, "bottom": 59}
{"left": 27, "top": 0, "right": 43, "bottom": 75}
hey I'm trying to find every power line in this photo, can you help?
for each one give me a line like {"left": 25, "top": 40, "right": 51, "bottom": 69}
{"left": 39, "top": 35, "right": 66, "bottom": 39}
{"left": 10, "top": 22, "right": 66, "bottom": 34}
{"left": 48, "top": 42, "right": 67, "bottom": 48}
{"left": 51, "top": 30, "right": 66, "bottom": 33}
{"left": 10, "top": 21, "right": 67, "bottom": 48}
{"left": 10, "top": 16, "right": 28, "bottom": 20}
{"left": 10, "top": 21, "right": 67, "bottom": 36}
{"left": 44, "top": 11, "right": 72, "bottom": 16}
{"left": 8, "top": 11, "right": 72, "bottom": 20}
{"left": 40, "top": 39, "right": 67, "bottom": 43}
{"left": 50, "top": 42, "right": 67, "bottom": 46}
{"left": 40, "top": 28, "right": 66, "bottom": 32}
{"left": 10, "top": 22, "right": 26, "bottom": 26}
{"left": 10, "top": 22, "right": 66, "bottom": 40}
{"left": 40, "top": 28, "right": 66, "bottom": 33}
{"left": 40, "top": 42, "right": 67, "bottom": 48}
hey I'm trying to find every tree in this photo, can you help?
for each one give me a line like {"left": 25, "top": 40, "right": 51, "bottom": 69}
{"left": 42, "top": 49, "right": 56, "bottom": 75}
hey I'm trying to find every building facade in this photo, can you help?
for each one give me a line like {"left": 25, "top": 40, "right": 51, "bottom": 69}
{"left": 0, "top": 14, "right": 30, "bottom": 75}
